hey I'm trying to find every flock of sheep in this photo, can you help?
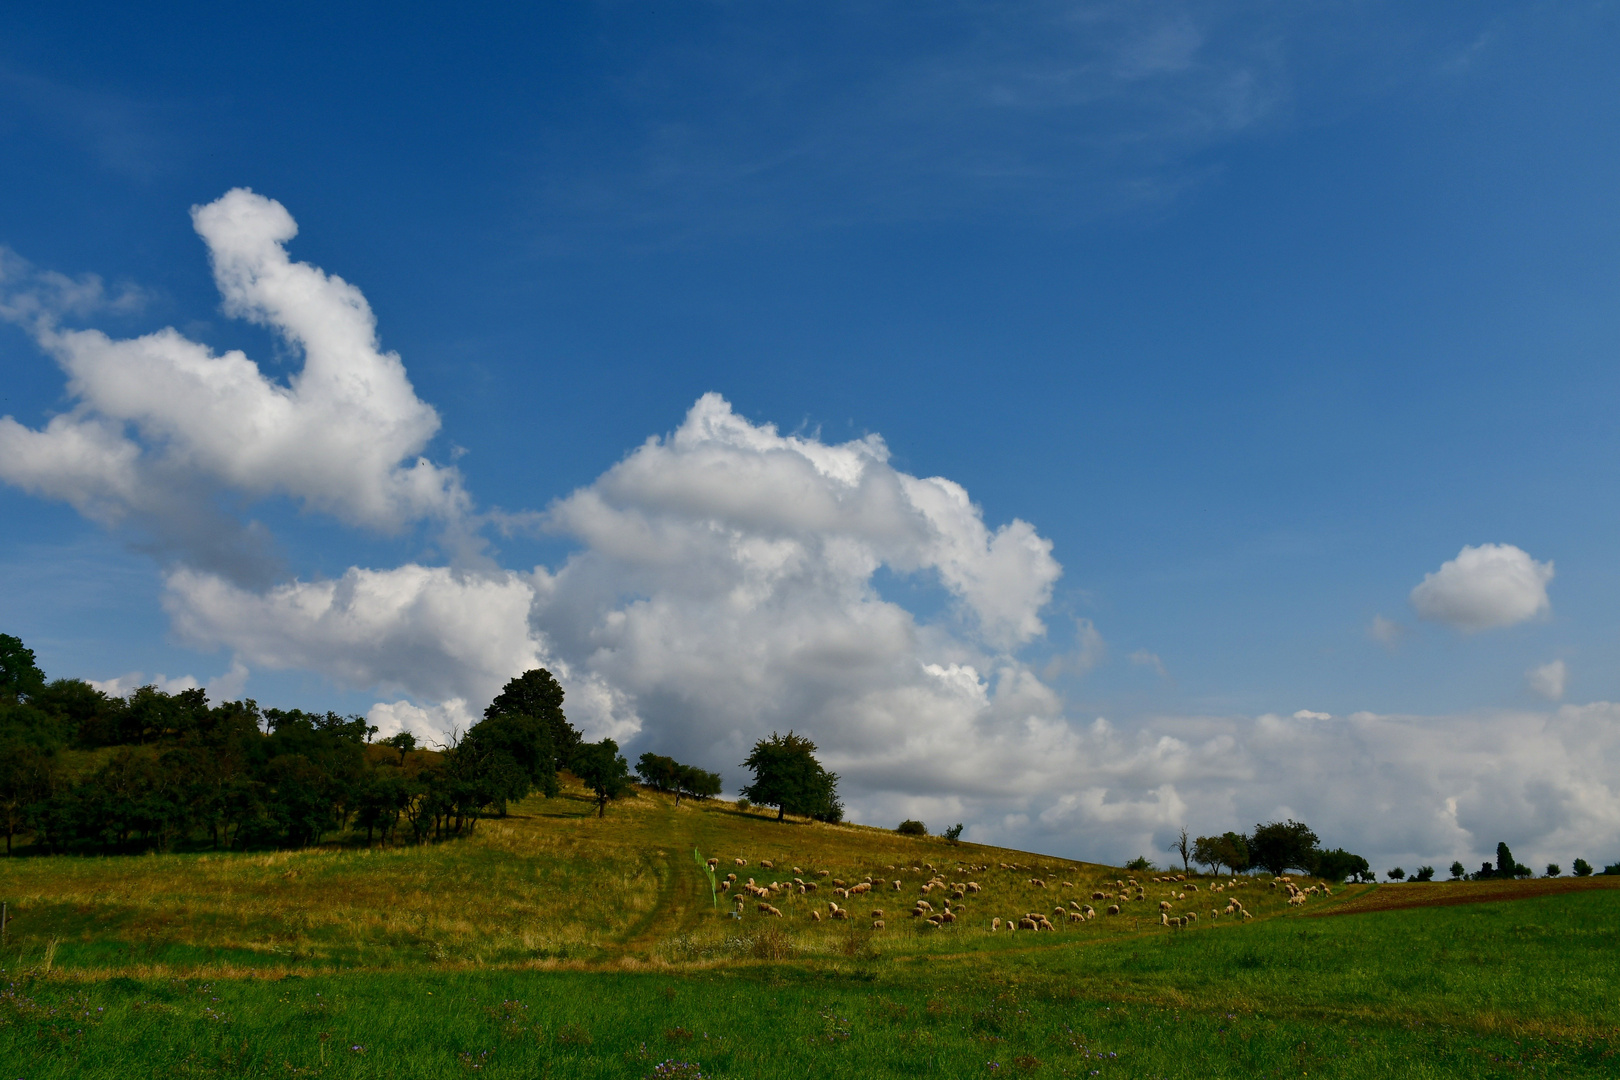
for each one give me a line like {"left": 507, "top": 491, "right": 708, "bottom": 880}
{"left": 703, "top": 855, "right": 1333, "bottom": 933}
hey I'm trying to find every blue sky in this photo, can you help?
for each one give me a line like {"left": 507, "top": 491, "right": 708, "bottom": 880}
{"left": 3, "top": 2, "right": 1619, "bottom": 870}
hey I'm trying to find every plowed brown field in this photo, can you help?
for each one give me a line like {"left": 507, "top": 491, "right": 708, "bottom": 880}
{"left": 1312, "top": 874, "right": 1620, "bottom": 916}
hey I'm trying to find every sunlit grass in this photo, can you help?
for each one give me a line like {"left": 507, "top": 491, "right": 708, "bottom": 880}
{"left": 3, "top": 777, "right": 1617, "bottom": 1075}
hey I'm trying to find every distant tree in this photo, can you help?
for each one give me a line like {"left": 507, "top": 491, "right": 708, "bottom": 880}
{"left": 0, "top": 743, "right": 55, "bottom": 854}
{"left": 1194, "top": 832, "right": 1251, "bottom": 876}
{"left": 1125, "top": 856, "right": 1155, "bottom": 872}
{"left": 1310, "top": 849, "right": 1372, "bottom": 884}
{"left": 0, "top": 634, "right": 46, "bottom": 703}
{"left": 1473, "top": 862, "right": 1495, "bottom": 880}
{"left": 572, "top": 739, "right": 632, "bottom": 818}
{"left": 897, "top": 819, "right": 927, "bottom": 836}
{"left": 484, "top": 669, "right": 581, "bottom": 772}
{"left": 1545, "top": 863, "right": 1561, "bottom": 878}
{"left": 1605, "top": 863, "right": 1620, "bottom": 876}
{"left": 674, "top": 764, "right": 722, "bottom": 806}
{"left": 1572, "top": 858, "right": 1593, "bottom": 877}
{"left": 1413, "top": 865, "right": 1436, "bottom": 882}
{"left": 1248, "top": 820, "right": 1320, "bottom": 875}
{"left": 943, "top": 823, "right": 965, "bottom": 843}
{"left": 1387, "top": 867, "right": 1406, "bottom": 881}
{"left": 1449, "top": 861, "right": 1467, "bottom": 880}
{"left": 636, "top": 752, "right": 680, "bottom": 792}
{"left": 1496, "top": 842, "right": 1516, "bottom": 878}
{"left": 383, "top": 732, "right": 417, "bottom": 765}
{"left": 739, "top": 731, "right": 841, "bottom": 823}
{"left": 1169, "top": 826, "right": 1192, "bottom": 874}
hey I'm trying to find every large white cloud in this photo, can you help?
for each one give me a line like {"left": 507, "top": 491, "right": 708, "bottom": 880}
{"left": 1409, "top": 543, "right": 1554, "bottom": 631}
{"left": 0, "top": 189, "right": 466, "bottom": 580}
{"left": 11, "top": 192, "right": 1618, "bottom": 876}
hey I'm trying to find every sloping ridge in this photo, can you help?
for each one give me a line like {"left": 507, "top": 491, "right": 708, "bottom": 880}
{"left": 1311, "top": 875, "right": 1620, "bottom": 917}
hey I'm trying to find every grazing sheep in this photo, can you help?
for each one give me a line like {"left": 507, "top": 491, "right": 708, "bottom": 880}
{"left": 1018, "top": 917, "right": 1038, "bottom": 930}
{"left": 941, "top": 911, "right": 957, "bottom": 924}
{"left": 1159, "top": 900, "right": 1172, "bottom": 912}
{"left": 872, "top": 919, "right": 885, "bottom": 930}
{"left": 966, "top": 882, "right": 981, "bottom": 892}
{"left": 1188, "top": 884, "right": 1199, "bottom": 892}
{"left": 757, "top": 903, "right": 783, "bottom": 917}
{"left": 1242, "top": 910, "right": 1253, "bottom": 921}
{"left": 892, "top": 880, "right": 902, "bottom": 891}
{"left": 1091, "top": 891, "right": 1108, "bottom": 901}
{"left": 817, "top": 870, "right": 831, "bottom": 877}
{"left": 1160, "top": 912, "right": 1170, "bottom": 927}
{"left": 810, "top": 910, "right": 822, "bottom": 922}
{"left": 735, "top": 858, "right": 747, "bottom": 867}
{"left": 793, "top": 867, "right": 803, "bottom": 874}
{"left": 1107, "top": 904, "right": 1121, "bottom": 916}
{"left": 992, "top": 917, "right": 1002, "bottom": 931}
{"left": 804, "top": 882, "right": 818, "bottom": 892}
{"left": 1081, "top": 905, "right": 1095, "bottom": 918}
{"left": 727, "top": 873, "right": 738, "bottom": 882}
{"left": 915, "top": 900, "right": 934, "bottom": 913}
{"left": 706, "top": 858, "right": 719, "bottom": 869}
{"left": 952, "top": 889, "right": 966, "bottom": 900}
{"left": 760, "top": 860, "right": 774, "bottom": 869}
{"left": 832, "top": 908, "right": 849, "bottom": 920}
{"left": 850, "top": 882, "right": 872, "bottom": 895}
{"left": 720, "top": 881, "right": 731, "bottom": 892}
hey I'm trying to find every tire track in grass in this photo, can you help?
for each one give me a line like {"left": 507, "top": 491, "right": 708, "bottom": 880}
{"left": 613, "top": 806, "right": 710, "bottom": 957}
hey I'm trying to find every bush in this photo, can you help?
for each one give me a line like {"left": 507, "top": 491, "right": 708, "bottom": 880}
{"left": 1125, "top": 856, "right": 1155, "bottom": 872}
{"left": 896, "top": 819, "right": 927, "bottom": 836}
{"left": 734, "top": 798, "right": 751, "bottom": 812}
{"left": 1387, "top": 867, "right": 1406, "bottom": 881}
{"left": 1413, "top": 865, "right": 1435, "bottom": 882}
{"left": 943, "top": 823, "right": 964, "bottom": 842}
{"left": 1545, "top": 863, "right": 1561, "bottom": 878}
{"left": 1604, "top": 863, "right": 1620, "bottom": 876}
{"left": 1571, "top": 858, "right": 1592, "bottom": 877}
{"left": 1449, "top": 861, "right": 1466, "bottom": 880}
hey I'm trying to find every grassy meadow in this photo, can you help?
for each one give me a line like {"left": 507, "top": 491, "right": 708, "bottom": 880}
{"left": 2, "top": 777, "right": 1617, "bottom": 1077}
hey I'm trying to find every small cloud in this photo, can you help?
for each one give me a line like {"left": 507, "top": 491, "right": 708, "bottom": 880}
{"left": 1527, "top": 659, "right": 1567, "bottom": 701}
{"left": 1410, "top": 543, "right": 1553, "bottom": 632}
{"left": 1129, "top": 649, "right": 1168, "bottom": 678}
{"left": 1368, "top": 615, "right": 1404, "bottom": 647}
{"left": 1043, "top": 617, "right": 1106, "bottom": 680}
{"left": 1292, "top": 710, "right": 1331, "bottom": 721}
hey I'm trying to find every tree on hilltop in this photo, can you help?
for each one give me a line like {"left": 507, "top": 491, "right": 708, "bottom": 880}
{"left": 573, "top": 738, "right": 632, "bottom": 818}
{"left": 485, "top": 668, "right": 581, "bottom": 771}
{"left": 635, "top": 751, "right": 721, "bottom": 805}
{"left": 1247, "top": 820, "right": 1320, "bottom": 875}
{"left": 739, "top": 731, "right": 841, "bottom": 822}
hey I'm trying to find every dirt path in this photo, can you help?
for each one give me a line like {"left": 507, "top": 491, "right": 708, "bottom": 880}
{"left": 613, "top": 810, "right": 717, "bottom": 958}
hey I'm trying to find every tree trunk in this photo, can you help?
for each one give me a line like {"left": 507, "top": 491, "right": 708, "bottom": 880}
{"left": 597, "top": 797, "right": 606, "bottom": 818}
{"left": 777, "top": 804, "right": 784, "bottom": 822}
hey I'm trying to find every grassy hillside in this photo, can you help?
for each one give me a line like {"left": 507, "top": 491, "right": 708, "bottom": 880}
{"left": 0, "top": 775, "right": 1359, "bottom": 974}
{"left": 3, "top": 777, "right": 1617, "bottom": 1077}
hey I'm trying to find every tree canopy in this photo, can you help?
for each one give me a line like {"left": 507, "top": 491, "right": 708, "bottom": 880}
{"left": 739, "top": 730, "right": 842, "bottom": 823}
{"left": 1247, "top": 819, "right": 1320, "bottom": 875}
{"left": 484, "top": 668, "right": 581, "bottom": 771}
{"left": 573, "top": 738, "right": 633, "bottom": 817}
{"left": 635, "top": 752, "right": 721, "bottom": 805}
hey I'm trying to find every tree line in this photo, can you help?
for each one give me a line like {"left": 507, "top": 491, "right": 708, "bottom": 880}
{"left": 0, "top": 634, "right": 707, "bottom": 853}
{"left": 1146, "top": 821, "right": 1373, "bottom": 882}
{"left": 0, "top": 633, "right": 852, "bottom": 854}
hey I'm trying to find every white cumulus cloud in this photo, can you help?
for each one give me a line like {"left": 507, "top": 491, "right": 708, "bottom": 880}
{"left": 0, "top": 188, "right": 467, "bottom": 581}
{"left": 1527, "top": 659, "right": 1567, "bottom": 701}
{"left": 1409, "top": 543, "right": 1553, "bottom": 632}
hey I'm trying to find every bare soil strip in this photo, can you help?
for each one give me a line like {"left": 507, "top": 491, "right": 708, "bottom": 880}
{"left": 1312, "top": 875, "right": 1620, "bottom": 917}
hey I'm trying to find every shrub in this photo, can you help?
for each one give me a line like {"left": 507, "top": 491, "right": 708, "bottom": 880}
{"left": 1125, "top": 856, "right": 1154, "bottom": 872}
{"left": 1605, "top": 863, "right": 1620, "bottom": 876}
{"left": 896, "top": 819, "right": 927, "bottom": 836}
{"left": 1448, "top": 861, "right": 1466, "bottom": 880}
{"left": 1571, "top": 858, "right": 1592, "bottom": 877}
{"left": 943, "top": 823, "right": 964, "bottom": 842}
{"left": 734, "top": 798, "right": 751, "bottom": 812}
{"left": 1413, "top": 865, "right": 1435, "bottom": 882}
{"left": 1545, "top": 863, "right": 1561, "bottom": 878}
{"left": 1386, "top": 867, "right": 1405, "bottom": 881}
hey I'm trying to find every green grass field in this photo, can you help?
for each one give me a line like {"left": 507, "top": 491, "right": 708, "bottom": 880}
{"left": 3, "top": 779, "right": 1617, "bottom": 1077}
